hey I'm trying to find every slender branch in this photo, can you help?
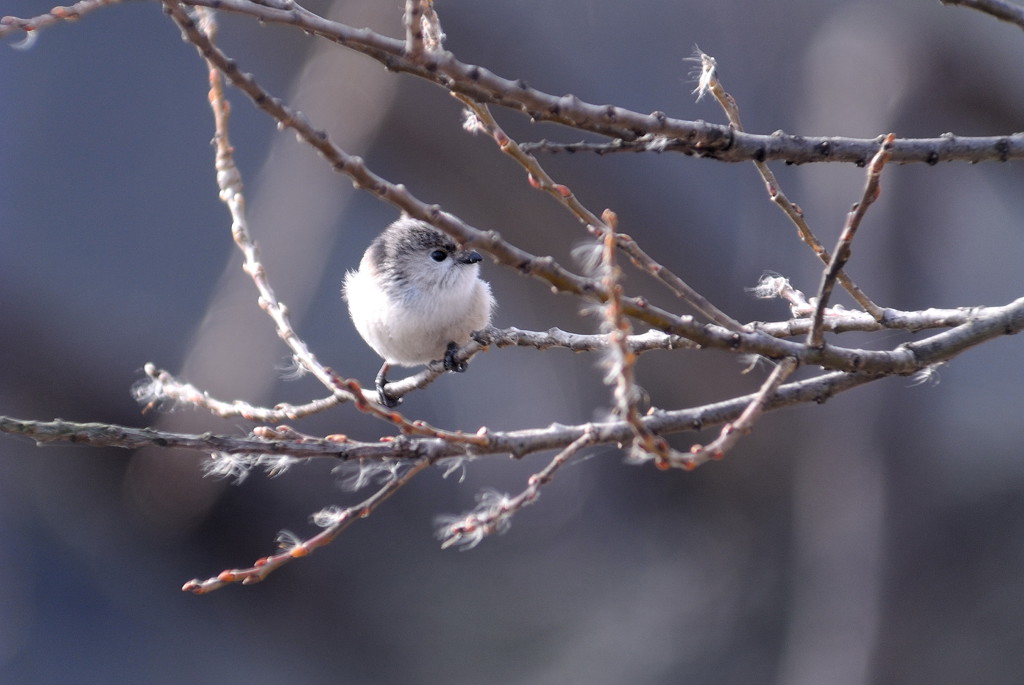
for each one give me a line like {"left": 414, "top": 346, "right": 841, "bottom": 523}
{"left": 596, "top": 213, "right": 685, "bottom": 467}
{"left": 197, "top": 5, "right": 364, "bottom": 409}
{"left": 0, "top": 0, "right": 128, "bottom": 39}
{"left": 136, "top": 362, "right": 343, "bottom": 421}
{"left": 182, "top": 458, "right": 432, "bottom": 592}
{"left": 137, "top": 326, "right": 693, "bottom": 422}
{"left": 687, "top": 357, "right": 798, "bottom": 465}
{"left": 459, "top": 98, "right": 744, "bottom": 331}
{"left": 0, "top": 414, "right": 378, "bottom": 458}
{"left": 692, "top": 50, "right": 882, "bottom": 319}
{"left": 941, "top": 0, "right": 1024, "bottom": 30}
{"left": 807, "top": 134, "right": 896, "bottom": 348}
{"left": 402, "top": 0, "right": 425, "bottom": 57}
{"left": 181, "top": 3, "right": 499, "bottom": 444}
{"left": 437, "top": 430, "right": 595, "bottom": 549}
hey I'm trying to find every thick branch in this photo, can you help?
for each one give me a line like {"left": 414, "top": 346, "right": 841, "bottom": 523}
{"left": 2, "top": 367, "right": 877, "bottom": 462}
{"left": 165, "top": 0, "right": 1024, "bottom": 165}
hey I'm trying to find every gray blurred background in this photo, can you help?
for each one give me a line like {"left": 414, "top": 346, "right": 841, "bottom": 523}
{"left": 3, "top": 0, "right": 1024, "bottom": 683}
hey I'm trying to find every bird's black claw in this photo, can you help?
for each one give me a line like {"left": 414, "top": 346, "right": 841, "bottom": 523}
{"left": 375, "top": 362, "right": 402, "bottom": 407}
{"left": 443, "top": 341, "right": 468, "bottom": 373}
{"left": 376, "top": 383, "right": 402, "bottom": 408}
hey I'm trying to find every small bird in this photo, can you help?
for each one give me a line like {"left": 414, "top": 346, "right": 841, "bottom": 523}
{"left": 343, "top": 217, "right": 495, "bottom": 407}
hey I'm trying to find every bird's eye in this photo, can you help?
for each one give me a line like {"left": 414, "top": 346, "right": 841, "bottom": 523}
{"left": 430, "top": 249, "right": 448, "bottom": 262}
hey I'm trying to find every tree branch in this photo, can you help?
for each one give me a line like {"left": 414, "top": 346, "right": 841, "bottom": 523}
{"left": 941, "top": 0, "right": 1024, "bottom": 30}
{"left": 159, "top": 0, "right": 1024, "bottom": 165}
{"left": 8, "top": 284, "right": 1024, "bottom": 466}
{"left": 691, "top": 49, "right": 882, "bottom": 320}
{"left": 807, "top": 134, "right": 896, "bottom": 348}
{"left": 1, "top": 364, "right": 875, "bottom": 463}
{"left": 0, "top": 0, "right": 128, "bottom": 39}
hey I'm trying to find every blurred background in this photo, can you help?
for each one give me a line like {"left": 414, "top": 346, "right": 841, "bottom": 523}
{"left": 3, "top": 0, "right": 1024, "bottom": 682}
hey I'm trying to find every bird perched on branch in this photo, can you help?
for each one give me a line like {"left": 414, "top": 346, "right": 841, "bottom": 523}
{"left": 343, "top": 217, "right": 495, "bottom": 407}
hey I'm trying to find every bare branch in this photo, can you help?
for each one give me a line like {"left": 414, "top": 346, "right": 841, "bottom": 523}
{"left": 0, "top": 0, "right": 127, "bottom": 39}
{"left": 458, "top": 96, "right": 743, "bottom": 330}
{"left": 437, "top": 429, "right": 595, "bottom": 550}
{"left": 7, "top": 1, "right": 1021, "bottom": 164}
{"left": 692, "top": 49, "right": 882, "bottom": 319}
{"left": 183, "top": 458, "right": 432, "bottom": 592}
{"left": 687, "top": 357, "right": 798, "bottom": 465}
{"left": 139, "top": 293, "right": 999, "bottom": 422}
{"left": 0, "top": 364, "right": 869, "bottom": 463}
{"left": 136, "top": 363, "right": 342, "bottom": 421}
{"left": 402, "top": 0, "right": 425, "bottom": 57}
{"left": 168, "top": 0, "right": 1024, "bottom": 165}
{"left": 595, "top": 213, "right": 687, "bottom": 467}
{"left": 808, "top": 134, "right": 896, "bottom": 348}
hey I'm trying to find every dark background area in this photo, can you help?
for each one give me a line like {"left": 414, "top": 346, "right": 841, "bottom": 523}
{"left": 3, "top": 1, "right": 1024, "bottom": 683}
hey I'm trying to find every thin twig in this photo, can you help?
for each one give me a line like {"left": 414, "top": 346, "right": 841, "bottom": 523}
{"left": 199, "top": 5, "right": 357, "bottom": 405}
{"left": 691, "top": 49, "right": 883, "bottom": 319}
{"left": 137, "top": 363, "right": 342, "bottom": 421}
{"left": 12, "top": 1, "right": 1018, "bottom": 169}
{"left": 807, "top": 134, "right": 896, "bottom": 348}
{"left": 0, "top": 0, "right": 127, "bottom": 39}
{"left": 184, "top": 3, "right": 491, "bottom": 444}
{"left": 437, "top": 430, "right": 595, "bottom": 549}
{"left": 687, "top": 357, "right": 798, "bottom": 465}
{"left": 182, "top": 458, "right": 432, "bottom": 592}
{"left": 458, "top": 96, "right": 744, "bottom": 331}
{"left": 402, "top": 0, "right": 424, "bottom": 58}
{"left": 596, "top": 213, "right": 684, "bottom": 467}
{"left": 0, "top": 365, "right": 886, "bottom": 463}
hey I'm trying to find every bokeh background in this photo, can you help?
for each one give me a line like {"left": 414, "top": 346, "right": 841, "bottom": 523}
{"left": 3, "top": 0, "right": 1024, "bottom": 682}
